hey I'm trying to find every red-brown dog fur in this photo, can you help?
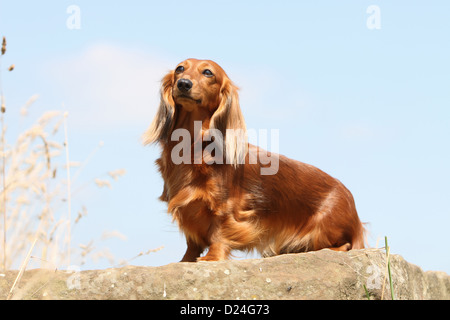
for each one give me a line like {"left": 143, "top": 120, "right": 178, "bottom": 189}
{"left": 144, "top": 58, "right": 366, "bottom": 262}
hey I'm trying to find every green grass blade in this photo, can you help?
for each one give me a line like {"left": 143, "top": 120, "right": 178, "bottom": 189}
{"left": 363, "top": 284, "right": 370, "bottom": 300}
{"left": 385, "top": 236, "right": 395, "bottom": 300}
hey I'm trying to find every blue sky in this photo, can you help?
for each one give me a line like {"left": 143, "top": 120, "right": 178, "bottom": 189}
{"left": 1, "top": 1, "right": 449, "bottom": 273}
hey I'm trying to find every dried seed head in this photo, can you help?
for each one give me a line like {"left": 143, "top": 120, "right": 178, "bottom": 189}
{"left": 1, "top": 37, "right": 6, "bottom": 55}
{"left": 1, "top": 103, "right": 5, "bottom": 113}
{"left": 108, "top": 169, "right": 127, "bottom": 180}
{"left": 94, "top": 178, "right": 111, "bottom": 188}
{"left": 75, "top": 206, "right": 88, "bottom": 224}
{"left": 8, "top": 64, "right": 14, "bottom": 71}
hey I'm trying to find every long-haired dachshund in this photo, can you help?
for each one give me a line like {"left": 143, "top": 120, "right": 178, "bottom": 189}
{"left": 144, "top": 58, "right": 366, "bottom": 262}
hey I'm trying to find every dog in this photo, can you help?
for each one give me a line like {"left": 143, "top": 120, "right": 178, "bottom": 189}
{"left": 144, "top": 58, "right": 366, "bottom": 262}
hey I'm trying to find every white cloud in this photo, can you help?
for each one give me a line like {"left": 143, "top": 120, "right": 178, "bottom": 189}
{"left": 341, "top": 123, "right": 375, "bottom": 140}
{"left": 47, "top": 43, "right": 174, "bottom": 130}
{"left": 46, "top": 45, "right": 308, "bottom": 133}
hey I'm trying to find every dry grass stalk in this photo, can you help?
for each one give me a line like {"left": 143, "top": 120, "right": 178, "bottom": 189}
{"left": 0, "top": 39, "right": 131, "bottom": 277}
{"left": 101, "top": 230, "right": 127, "bottom": 241}
{"left": 1, "top": 37, "right": 5, "bottom": 55}
{"left": 1, "top": 114, "right": 5, "bottom": 271}
{"left": 0, "top": 102, "right": 82, "bottom": 272}
{"left": 63, "top": 111, "right": 72, "bottom": 268}
{"left": 71, "top": 141, "right": 103, "bottom": 185}
{"left": 115, "top": 246, "right": 164, "bottom": 268}
{"left": 0, "top": 35, "right": 6, "bottom": 271}
{"left": 6, "top": 237, "right": 37, "bottom": 299}
{"left": 20, "top": 94, "right": 39, "bottom": 117}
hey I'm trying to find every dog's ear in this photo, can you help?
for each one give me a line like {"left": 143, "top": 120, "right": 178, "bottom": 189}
{"left": 209, "top": 79, "right": 247, "bottom": 166}
{"left": 143, "top": 70, "right": 176, "bottom": 145}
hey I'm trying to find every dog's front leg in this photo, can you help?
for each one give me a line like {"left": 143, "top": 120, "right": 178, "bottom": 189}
{"left": 197, "top": 242, "right": 231, "bottom": 261}
{"left": 180, "top": 238, "right": 205, "bottom": 262}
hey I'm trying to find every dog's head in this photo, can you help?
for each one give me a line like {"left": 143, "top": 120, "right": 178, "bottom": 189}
{"left": 172, "top": 59, "right": 225, "bottom": 113}
{"left": 144, "top": 58, "right": 247, "bottom": 165}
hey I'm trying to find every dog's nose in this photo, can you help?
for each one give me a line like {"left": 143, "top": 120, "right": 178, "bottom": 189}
{"left": 177, "top": 79, "right": 193, "bottom": 92}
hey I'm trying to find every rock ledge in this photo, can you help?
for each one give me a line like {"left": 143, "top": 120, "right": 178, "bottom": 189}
{"left": 1, "top": 249, "right": 449, "bottom": 300}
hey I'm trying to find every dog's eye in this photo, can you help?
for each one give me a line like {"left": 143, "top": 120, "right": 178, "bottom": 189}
{"left": 202, "top": 69, "right": 213, "bottom": 77}
{"left": 175, "top": 66, "right": 184, "bottom": 74}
